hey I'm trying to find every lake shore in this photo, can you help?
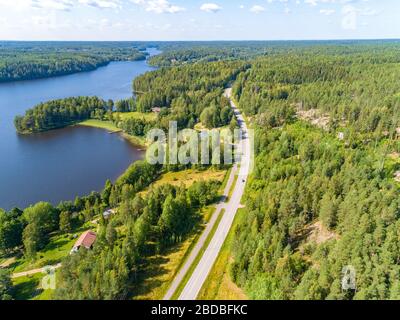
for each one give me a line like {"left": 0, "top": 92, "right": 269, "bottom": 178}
{"left": 78, "top": 119, "right": 148, "bottom": 148}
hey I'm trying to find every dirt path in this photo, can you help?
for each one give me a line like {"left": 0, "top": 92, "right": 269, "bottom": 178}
{"left": 11, "top": 263, "right": 62, "bottom": 279}
{"left": 0, "top": 257, "right": 16, "bottom": 269}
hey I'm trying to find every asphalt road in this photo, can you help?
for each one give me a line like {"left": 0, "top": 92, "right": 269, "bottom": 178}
{"left": 174, "top": 88, "right": 251, "bottom": 300}
{"left": 163, "top": 164, "right": 238, "bottom": 300}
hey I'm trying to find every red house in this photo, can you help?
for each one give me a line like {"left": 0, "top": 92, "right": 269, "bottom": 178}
{"left": 70, "top": 231, "right": 97, "bottom": 254}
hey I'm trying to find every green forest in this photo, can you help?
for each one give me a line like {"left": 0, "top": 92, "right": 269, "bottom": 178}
{"left": 228, "top": 43, "right": 400, "bottom": 300}
{"left": 0, "top": 42, "right": 146, "bottom": 82}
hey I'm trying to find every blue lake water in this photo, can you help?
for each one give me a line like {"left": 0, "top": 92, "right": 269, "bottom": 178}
{"left": 0, "top": 48, "right": 160, "bottom": 210}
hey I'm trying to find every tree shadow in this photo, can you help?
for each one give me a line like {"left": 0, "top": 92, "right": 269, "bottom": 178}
{"left": 128, "top": 255, "right": 170, "bottom": 299}
{"left": 12, "top": 276, "right": 41, "bottom": 300}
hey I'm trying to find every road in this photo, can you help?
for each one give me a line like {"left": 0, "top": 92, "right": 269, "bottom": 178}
{"left": 163, "top": 164, "right": 238, "bottom": 300}
{"left": 165, "top": 88, "right": 251, "bottom": 300}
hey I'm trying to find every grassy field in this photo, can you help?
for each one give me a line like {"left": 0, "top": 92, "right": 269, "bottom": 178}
{"left": 12, "top": 272, "right": 55, "bottom": 300}
{"left": 149, "top": 168, "right": 227, "bottom": 191}
{"left": 197, "top": 208, "right": 248, "bottom": 300}
{"left": 115, "top": 111, "right": 157, "bottom": 122}
{"left": 79, "top": 119, "right": 121, "bottom": 132}
{"left": 78, "top": 119, "right": 148, "bottom": 147}
{"left": 10, "top": 223, "right": 95, "bottom": 274}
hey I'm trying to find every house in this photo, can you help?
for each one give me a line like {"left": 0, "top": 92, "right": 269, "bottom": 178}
{"left": 103, "top": 209, "right": 116, "bottom": 219}
{"left": 70, "top": 231, "right": 97, "bottom": 254}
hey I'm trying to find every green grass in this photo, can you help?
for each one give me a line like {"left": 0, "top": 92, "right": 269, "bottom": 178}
{"left": 12, "top": 272, "right": 55, "bottom": 300}
{"left": 115, "top": 111, "right": 157, "bottom": 122}
{"left": 78, "top": 119, "right": 148, "bottom": 147}
{"left": 227, "top": 169, "right": 239, "bottom": 202}
{"left": 141, "top": 168, "right": 227, "bottom": 195}
{"left": 171, "top": 209, "right": 225, "bottom": 300}
{"left": 197, "top": 208, "right": 248, "bottom": 300}
{"left": 78, "top": 119, "right": 121, "bottom": 132}
{"left": 10, "top": 224, "right": 94, "bottom": 274}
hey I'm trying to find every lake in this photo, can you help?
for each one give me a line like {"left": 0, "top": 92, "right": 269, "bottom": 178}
{"left": 0, "top": 48, "right": 160, "bottom": 210}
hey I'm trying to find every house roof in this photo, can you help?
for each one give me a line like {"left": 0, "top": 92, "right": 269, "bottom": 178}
{"left": 74, "top": 231, "right": 97, "bottom": 249}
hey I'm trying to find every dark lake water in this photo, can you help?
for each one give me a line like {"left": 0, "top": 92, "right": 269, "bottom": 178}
{"left": 0, "top": 48, "right": 160, "bottom": 210}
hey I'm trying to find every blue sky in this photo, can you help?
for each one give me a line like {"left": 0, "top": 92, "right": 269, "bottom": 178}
{"left": 0, "top": 0, "right": 398, "bottom": 41}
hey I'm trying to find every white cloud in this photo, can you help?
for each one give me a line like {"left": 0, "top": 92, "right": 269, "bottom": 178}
{"left": 0, "top": 0, "right": 121, "bottom": 11}
{"left": 320, "top": 8, "right": 335, "bottom": 15}
{"left": 360, "top": 8, "right": 378, "bottom": 16}
{"left": 341, "top": 4, "right": 357, "bottom": 30}
{"left": 32, "top": 0, "right": 75, "bottom": 11}
{"left": 200, "top": 3, "right": 222, "bottom": 13}
{"left": 79, "top": 0, "right": 121, "bottom": 10}
{"left": 0, "top": 0, "right": 75, "bottom": 11}
{"left": 250, "top": 5, "right": 265, "bottom": 14}
{"left": 131, "top": 0, "right": 185, "bottom": 14}
{"left": 304, "top": 0, "right": 366, "bottom": 6}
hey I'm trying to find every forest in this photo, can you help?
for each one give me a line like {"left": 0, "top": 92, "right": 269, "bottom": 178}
{"left": 14, "top": 96, "right": 110, "bottom": 133}
{"left": 228, "top": 43, "right": 400, "bottom": 300}
{"left": 133, "top": 61, "right": 247, "bottom": 130}
{"left": 0, "top": 42, "right": 146, "bottom": 82}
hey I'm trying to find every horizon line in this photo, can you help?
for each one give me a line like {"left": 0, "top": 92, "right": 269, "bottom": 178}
{"left": 1, "top": 38, "right": 400, "bottom": 43}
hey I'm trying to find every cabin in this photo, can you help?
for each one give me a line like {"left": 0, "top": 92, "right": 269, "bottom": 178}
{"left": 70, "top": 231, "right": 97, "bottom": 254}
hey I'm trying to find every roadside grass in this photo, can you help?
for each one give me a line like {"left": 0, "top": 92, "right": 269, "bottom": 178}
{"left": 10, "top": 223, "right": 95, "bottom": 274}
{"left": 78, "top": 119, "right": 121, "bottom": 132}
{"left": 227, "top": 170, "right": 239, "bottom": 202}
{"left": 130, "top": 169, "right": 230, "bottom": 300}
{"left": 197, "top": 208, "right": 248, "bottom": 300}
{"left": 131, "top": 205, "right": 213, "bottom": 300}
{"left": 12, "top": 271, "right": 56, "bottom": 300}
{"left": 171, "top": 209, "right": 225, "bottom": 300}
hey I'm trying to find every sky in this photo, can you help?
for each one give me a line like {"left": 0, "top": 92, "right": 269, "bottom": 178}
{"left": 0, "top": 0, "right": 398, "bottom": 41}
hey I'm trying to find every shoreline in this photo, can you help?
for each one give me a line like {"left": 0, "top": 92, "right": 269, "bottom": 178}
{"left": 78, "top": 119, "right": 148, "bottom": 149}
{"left": 0, "top": 56, "right": 147, "bottom": 85}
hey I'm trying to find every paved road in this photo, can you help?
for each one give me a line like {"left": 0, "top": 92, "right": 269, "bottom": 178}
{"left": 174, "top": 88, "right": 251, "bottom": 300}
{"left": 163, "top": 164, "right": 238, "bottom": 300}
